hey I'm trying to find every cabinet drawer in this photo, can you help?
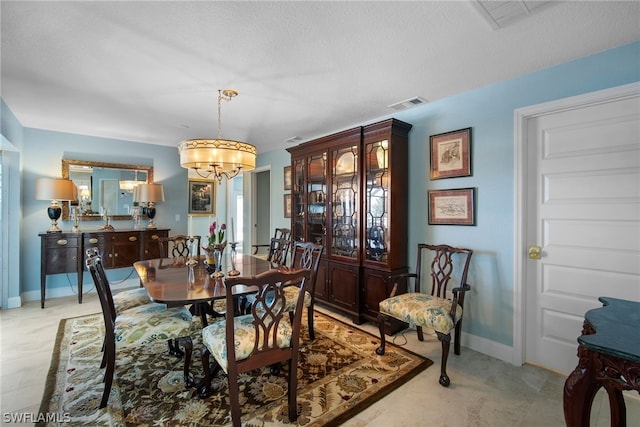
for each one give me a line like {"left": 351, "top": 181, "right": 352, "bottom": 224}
{"left": 83, "top": 233, "right": 106, "bottom": 248}
{"left": 43, "top": 235, "right": 81, "bottom": 250}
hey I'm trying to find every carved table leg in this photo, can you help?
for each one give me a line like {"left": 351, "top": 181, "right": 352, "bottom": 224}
{"left": 563, "top": 355, "right": 599, "bottom": 427}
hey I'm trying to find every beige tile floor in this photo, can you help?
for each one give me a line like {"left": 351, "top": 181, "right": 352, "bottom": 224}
{"left": 1, "top": 292, "right": 639, "bottom": 426}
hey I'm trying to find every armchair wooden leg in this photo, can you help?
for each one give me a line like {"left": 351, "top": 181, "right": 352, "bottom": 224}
{"left": 454, "top": 321, "right": 463, "bottom": 355}
{"left": 375, "top": 313, "right": 388, "bottom": 355}
{"left": 436, "top": 331, "right": 452, "bottom": 387}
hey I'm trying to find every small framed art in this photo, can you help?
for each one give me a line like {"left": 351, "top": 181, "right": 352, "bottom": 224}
{"left": 428, "top": 188, "right": 476, "bottom": 225}
{"left": 429, "top": 127, "right": 472, "bottom": 180}
{"left": 284, "top": 194, "right": 292, "bottom": 218}
{"left": 284, "top": 166, "right": 292, "bottom": 191}
{"left": 188, "top": 179, "right": 215, "bottom": 216}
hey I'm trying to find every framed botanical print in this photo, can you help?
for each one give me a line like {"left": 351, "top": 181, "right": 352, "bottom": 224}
{"left": 284, "top": 166, "right": 292, "bottom": 190}
{"left": 428, "top": 188, "right": 476, "bottom": 225}
{"left": 284, "top": 194, "right": 292, "bottom": 218}
{"left": 188, "top": 179, "right": 215, "bottom": 216}
{"left": 429, "top": 127, "right": 472, "bottom": 180}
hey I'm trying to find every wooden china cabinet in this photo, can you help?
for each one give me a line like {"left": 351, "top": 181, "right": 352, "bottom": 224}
{"left": 287, "top": 118, "right": 412, "bottom": 331}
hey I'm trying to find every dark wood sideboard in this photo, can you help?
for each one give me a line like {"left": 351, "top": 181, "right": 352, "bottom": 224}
{"left": 39, "top": 228, "right": 169, "bottom": 308}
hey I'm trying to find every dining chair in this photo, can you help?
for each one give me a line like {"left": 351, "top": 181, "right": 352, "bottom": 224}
{"left": 251, "top": 227, "right": 291, "bottom": 255}
{"left": 86, "top": 249, "right": 194, "bottom": 408}
{"left": 238, "top": 237, "right": 297, "bottom": 315}
{"left": 194, "top": 268, "right": 312, "bottom": 427}
{"left": 158, "top": 234, "right": 201, "bottom": 266}
{"left": 376, "top": 243, "right": 473, "bottom": 387}
{"left": 266, "top": 236, "right": 292, "bottom": 266}
{"left": 286, "top": 241, "right": 324, "bottom": 340}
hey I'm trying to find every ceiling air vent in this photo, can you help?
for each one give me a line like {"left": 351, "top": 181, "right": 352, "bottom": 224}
{"left": 285, "top": 136, "right": 304, "bottom": 144}
{"left": 388, "top": 96, "right": 428, "bottom": 111}
{"left": 472, "top": 1, "right": 552, "bottom": 30}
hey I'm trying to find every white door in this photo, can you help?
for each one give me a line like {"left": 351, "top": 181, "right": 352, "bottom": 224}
{"left": 522, "top": 85, "right": 640, "bottom": 374}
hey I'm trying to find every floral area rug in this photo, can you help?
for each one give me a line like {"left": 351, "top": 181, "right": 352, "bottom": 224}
{"left": 39, "top": 310, "right": 432, "bottom": 426}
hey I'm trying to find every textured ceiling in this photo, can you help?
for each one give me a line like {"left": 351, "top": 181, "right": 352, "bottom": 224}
{"left": 1, "top": 1, "right": 639, "bottom": 153}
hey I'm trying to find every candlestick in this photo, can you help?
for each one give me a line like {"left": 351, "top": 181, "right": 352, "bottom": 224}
{"left": 231, "top": 217, "right": 235, "bottom": 243}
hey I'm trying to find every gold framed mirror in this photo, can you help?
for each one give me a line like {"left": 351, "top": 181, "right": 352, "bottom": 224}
{"left": 61, "top": 159, "right": 154, "bottom": 221}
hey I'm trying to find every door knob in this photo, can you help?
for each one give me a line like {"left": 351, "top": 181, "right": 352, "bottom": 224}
{"left": 528, "top": 246, "right": 541, "bottom": 260}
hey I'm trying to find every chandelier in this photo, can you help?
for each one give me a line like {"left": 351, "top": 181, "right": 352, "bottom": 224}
{"left": 179, "top": 89, "right": 256, "bottom": 183}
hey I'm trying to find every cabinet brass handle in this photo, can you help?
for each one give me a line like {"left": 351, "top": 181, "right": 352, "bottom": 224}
{"left": 129, "top": 236, "right": 138, "bottom": 242}
{"left": 88, "top": 238, "right": 98, "bottom": 244}
{"left": 109, "top": 254, "right": 113, "bottom": 258}
{"left": 151, "top": 235, "right": 159, "bottom": 240}
{"left": 56, "top": 239, "right": 68, "bottom": 246}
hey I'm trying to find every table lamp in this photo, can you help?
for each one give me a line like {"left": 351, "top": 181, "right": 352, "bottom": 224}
{"left": 35, "top": 178, "right": 77, "bottom": 233}
{"left": 134, "top": 183, "right": 165, "bottom": 229}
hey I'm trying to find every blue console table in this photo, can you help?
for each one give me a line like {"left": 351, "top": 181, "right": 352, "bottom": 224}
{"left": 563, "top": 297, "right": 640, "bottom": 426}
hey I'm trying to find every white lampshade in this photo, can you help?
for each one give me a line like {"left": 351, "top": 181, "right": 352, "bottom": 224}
{"left": 134, "top": 183, "right": 165, "bottom": 203}
{"left": 35, "top": 178, "right": 76, "bottom": 201}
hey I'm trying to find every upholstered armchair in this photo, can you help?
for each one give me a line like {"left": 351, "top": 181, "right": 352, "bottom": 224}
{"left": 376, "top": 243, "right": 473, "bottom": 387}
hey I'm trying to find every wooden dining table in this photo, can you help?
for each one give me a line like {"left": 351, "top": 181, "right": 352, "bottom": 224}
{"left": 133, "top": 253, "right": 277, "bottom": 326}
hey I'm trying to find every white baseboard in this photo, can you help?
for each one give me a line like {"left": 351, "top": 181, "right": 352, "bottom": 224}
{"left": 462, "top": 331, "right": 517, "bottom": 366}
{"left": 20, "top": 277, "right": 141, "bottom": 305}
{"left": 6, "top": 296, "right": 22, "bottom": 309}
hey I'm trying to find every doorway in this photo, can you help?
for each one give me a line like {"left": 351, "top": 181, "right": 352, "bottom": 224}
{"left": 247, "top": 167, "right": 271, "bottom": 257}
{"left": 515, "top": 82, "right": 640, "bottom": 373}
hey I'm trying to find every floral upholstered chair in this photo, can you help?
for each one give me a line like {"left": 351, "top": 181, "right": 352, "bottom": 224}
{"left": 376, "top": 243, "right": 473, "bottom": 387}
{"left": 86, "top": 249, "right": 194, "bottom": 408}
{"left": 285, "top": 241, "right": 324, "bottom": 340}
{"left": 193, "top": 268, "right": 311, "bottom": 427}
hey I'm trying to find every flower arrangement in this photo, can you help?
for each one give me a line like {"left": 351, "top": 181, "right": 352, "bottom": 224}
{"left": 204, "top": 221, "right": 226, "bottom": 251}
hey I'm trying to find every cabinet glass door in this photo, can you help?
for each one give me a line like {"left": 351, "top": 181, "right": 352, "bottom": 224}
{"left": 292, "top": 159, "right": 305, "bottom": 242}
{"left": 306, "top": 153, "right": 326, "bottom": 249}
{"left": 331, "top": 145, "right": 359, "bottom": 260}
{"left": 364, "top": 139, "right": 389, "bottom": 264}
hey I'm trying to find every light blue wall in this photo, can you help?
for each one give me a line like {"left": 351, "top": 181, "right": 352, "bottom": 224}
{"left": 255, "top": 148, "right": 292, "bottom": 232}
{"left": 261, "top": 41, "right": 640, "bottom": 347}
{"left": 19, "top": 128, "right": 189, "bottom": 297}
{"left": 2, "top": 41, "right": 638, "bottom": 349}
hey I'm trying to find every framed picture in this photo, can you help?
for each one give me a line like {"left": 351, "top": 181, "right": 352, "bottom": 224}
{"left": 429, "top": 127, "right": 472, "bottom": 180}
{"left": 428, "top": 188, "right": 476, "bottom": 225}
{"left": 188, "top": 179, "right": 215, "bottom": 216}
{"left": 283, "top": 166, "right": 292, "bottom": 190}
{"left": 284, "top": 194, "right": 292, "bottom": 218}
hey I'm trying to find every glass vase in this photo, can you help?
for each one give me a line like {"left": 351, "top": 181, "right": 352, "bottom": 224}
{"left": 212, "top": 242, "right": 226, "bottom": 277}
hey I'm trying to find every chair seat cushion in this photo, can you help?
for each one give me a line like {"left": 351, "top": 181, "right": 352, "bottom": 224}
{"left": 115, "top": 306, "right": 193, "bottom": 347}
{"left": 282, "top": 286, "right": 312, "bottom": 311}
{"left": 202, "top": 314, "right": 292, "bottom": 373}
{"left": 113, "top": 287, "right": 157, "bottom": 314}
{"left": 379, "top": 293, "right": 462, "bottom": 334}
